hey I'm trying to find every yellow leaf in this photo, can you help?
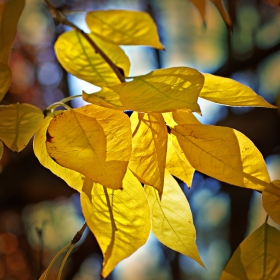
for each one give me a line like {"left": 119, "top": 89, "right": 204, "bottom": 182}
{"left": 145, "top": 170, "right": 204, "bottom": 266}
{"left": 189, "top": 0, "right": 206, "bottom": 24}
{"left": 0, "top": 140, "right": 3, "bottom": 160}
{"left": 83, "top": 67, "right": 204, "bottom": 113}
{"left": 46, "top": 105, "right": 132, "bottom": 190}
{"left": 129, "top": 112, "right": 167, "bottom": 196}
{"left": 54, "top": 30, "right": 130, "bottom": 87}
{"left": 220, "top": 223, "right": 280, "bottom": 279}
{"left": 81, "top": 171, "right": 151, "bottom": 278}
{"left": 263, "top": 180, "right": 280, "bottom": 224}
{"left": 0, "top": 0, "right": 25, "bottom": 64}
{"left": 162, "top": 110, "right": 200, "bottom": 128}
{"left": 200, "top": 74, "right": 276, "bottom": 108}
{"left": 86, "top": 10, "right": 164, "bottom": 49}
{"left": 0, "top": 63, "right": 12, "bottom": 101}
{"left": 33, "top": 116, "right": 85, "bottom": 192}
{"left": 0, "top": 103, "right": 44, "bottom": 152}
{"left": 210, "top": 0, "right": 232, "bottom": 30}
{"left": 173, "top": 124, "right": 271, "bottom": 191}
{"left": 166, "top": 134, "right": 195, "bottom": 188}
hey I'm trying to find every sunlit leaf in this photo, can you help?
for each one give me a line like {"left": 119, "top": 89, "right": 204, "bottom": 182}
{"left": 129, "top": 112, "right": 167, "bottom": 196}
{"left": 145, "top": 170, "right": 204, "bottom": 266}
{"left": 166, "top": 134, "right": 195, "bottom": 188}
{"left": 0, "top": 0, "right": 25, "bottom": 64}
{"left": 86, "top": 10, "right": 164, "bottom": 49}
{"left": 189, "top": 0, "right": 206, "bottom": 25}
{"left": 0, "top": 140, "right": 3, "bottom": 160}
{"left": 81, "top": 171, "right": 151, "bottom": 278}
{"left": 0, "top": 63, "right": 12, "bottom": 101}
{"left": 46, "top": 105, "right": 132, "bottom": 190}
{"left": 54, "top": 30, "right": 130, "bottom": 87}
{"left": 263, "top": 180, "right": 280, "bottom": 224}
{"left": 220, "top": 223, "right": 280, "bottom": 279}
{"left": 210, "top": 0, "right": 232, "bottom": 30}
{"left": 162, "top": 110, "right": 200, "bottom": 129}
{"left": 33, "top": 116, "right": 85, "bottom": 192}
{"left": 0, "top": 103, "right": 44, "bottom": 152}
{"left": 200, "top": 74, "right": 276, "bottom": 108}
{"left": 173, "top": 124, "right": 271, "bottom": 191}
{"left": 84, "top": 67, "right": 204, "bottom": 113}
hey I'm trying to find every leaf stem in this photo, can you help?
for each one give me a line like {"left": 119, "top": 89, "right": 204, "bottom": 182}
{"left": 44, "top": 0, "right": 125, "bottom": 83}
{"left": 57, "top": 244, "right": 75, "bottom": 280}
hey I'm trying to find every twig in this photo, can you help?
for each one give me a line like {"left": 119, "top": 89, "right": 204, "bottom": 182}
{"left": 44, "top": 0, "right": 125, "bottom": 83}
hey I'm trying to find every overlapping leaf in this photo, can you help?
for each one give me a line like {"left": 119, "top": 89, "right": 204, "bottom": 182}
{"left": 172, "top": 124, "right": 271, "bottom": 191}
{"left": 0, "top": 103, "right": 44, "bottom": 152}
{"left": 0, "top": 63, "right": 12, "bottom": 100}
{"left": 33, "top": 116, "right": 85, "bottom": 192}
{"left": 81, "top": 170, "right": 151, "bottom": 278}
{"left": 0, "top": 0, "right": 25, "bottom": 64}
{"left": 200, "top": 74, "right": 276, "bottom": 108}
{"left": 263, "top": 180, "right": 280, "bottom": 224}
{"left": 46, "top": 104, "right": 132, "bottom": 190}
{"left": 83, "top": 67, "right": 204, "bottom": 113}
{"left": 220, "top": 223, "right": 280, "bottom": 279}
{"left": 129, "top": 112, "right": 167, "bottom": 196}
{"left": 54, "top": 30, "right": 130, "bottom": 87}
{"left": 86, "top": 10, "right": 164, "bottom": 49}
{"left": 145, "top": 170, "right": 204, "bottom": 266}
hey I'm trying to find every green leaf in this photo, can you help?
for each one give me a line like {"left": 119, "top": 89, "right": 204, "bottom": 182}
{"left": 33, "top": 116, "right": 85, "bottom": 192}
{"left": 54, "top": 30, "right": 130, "bottom": 87}
{"left": 0, "top": 103, "right": 44, "bottom": 152}
{"left": 220, "top": 223, "right": 280, "bottom": 279}
{"left": 86, "top": 10, "right": 164, "bottom": 49}
{"left": 263, "top": 180, "right": 280, "bottom": 224}
{"left": 0, "top": 63, "right": 12, "bottom": 101}
{"left": 129, "top": 112, "right": 167, "bottom": 197}
{"left": 81, "top": 170, "right": 151, "bottom": 278}
{"left": 145, "top": 170, "right": 204, "bottom": 266}
{"left": 46, "top": 105, "right": 132, "bottom": 190}
{"left": 83, "top": 67, "right": 204, "bottom": 113}
{"left": 173, "top": 123, "right": 271, "bottom": 191}
{"left": 0, "top": 0, "right": 25, "bottom": 64}
{"left": 200, "top": 74, "right": 276, "bottom": 108}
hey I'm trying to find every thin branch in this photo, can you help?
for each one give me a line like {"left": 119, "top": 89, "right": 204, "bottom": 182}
{"left": 44, "top": 0, "right": 125, "bottom": 83}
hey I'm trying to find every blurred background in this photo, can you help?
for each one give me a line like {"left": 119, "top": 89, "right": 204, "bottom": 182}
{"left": 0, "top": 0, "right": 280, "bottom": 279}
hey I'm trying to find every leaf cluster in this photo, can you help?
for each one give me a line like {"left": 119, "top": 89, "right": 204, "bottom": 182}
{"left": 1, "top": 1, "right": 280, "bottom": 279}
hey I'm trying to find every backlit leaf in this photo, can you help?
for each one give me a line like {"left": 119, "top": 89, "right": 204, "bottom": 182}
{"left": 162, "top": 110, "right": 200, "bottom": 128}
{"left": 0, "top": 63, "right": 12, "bottom": 100}
{"left": 173, "top": 124, "right": 271, "bottom": 191}
{"left": 86, "top": 10, "right": 164, "bottom": 49}
{"left": 33, "top": 116, "right": 85, "bottom": 192}
{"left": 220, "top": 223, "right": 280, "bottom": 279}
{"left": 210, "top": 0, "right": 232, "bottom": 30}
{"left": 189, "top": 0, "right": 206, "bottom": 24}
{"left": 84, "top": 67, "right": 204, "bottom": 113}
{"left": 0, "top": 103, "right": 44, "bottom": 152}
{"left": 46, "top": 105, "right": 132, "bottom": 190}
{"left": 129, "top": 112, "right": 167, "bottom": 196}
{"left": 200, "top": 74, "right": 276, "bottom": 108}
{"left": 0, "top": 140, "right": 3, "bottom": 160}
{"left": 166, "top": 134, "right": 195, "bottom": 188}
{"left": 54, "top": 30, "right": 130, "bottom": 87}
{"left": 145, "top": 170, "right": 204, "bottom": 266}
{"left": 0, "top": 0, "right": 25, "bottom": 64}
{"left": 263, "top": 180, "right": 280, "bottom": 224}
{"left": 81, "top": 171, "right": 150, "bottom": 278}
